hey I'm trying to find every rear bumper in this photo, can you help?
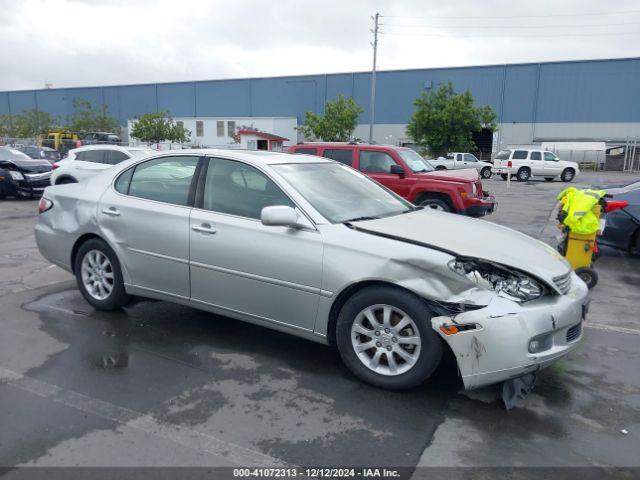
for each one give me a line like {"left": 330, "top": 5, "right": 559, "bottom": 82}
{"left": 460, "top": 195, "right": 496, "bottom": 216}
{"left": 431, "top": 271, "right": 589, "bottom": 390}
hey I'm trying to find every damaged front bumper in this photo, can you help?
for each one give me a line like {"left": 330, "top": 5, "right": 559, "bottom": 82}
{"left": 431, "top": 271, "right": 589, "bottom": 390}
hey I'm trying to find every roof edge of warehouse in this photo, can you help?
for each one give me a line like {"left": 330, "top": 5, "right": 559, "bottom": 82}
{"left": 2, "top": 56, "right": 639, "bottom": 94}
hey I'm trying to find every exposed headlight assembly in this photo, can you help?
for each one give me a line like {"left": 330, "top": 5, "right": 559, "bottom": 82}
{"left": 448, "top": 257, "right": 545, "bottom": 302}
{"left": 8, "top": 171, "right": 24, "bottom": 181}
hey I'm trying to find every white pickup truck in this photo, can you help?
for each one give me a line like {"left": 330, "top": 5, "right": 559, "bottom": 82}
{"left": 430, "top": 152, "right": 493, "bottom": 179}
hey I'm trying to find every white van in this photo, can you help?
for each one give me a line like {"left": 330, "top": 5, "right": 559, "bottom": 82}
{"left": 492, "top": 149, "right": 579, "bottom": 182}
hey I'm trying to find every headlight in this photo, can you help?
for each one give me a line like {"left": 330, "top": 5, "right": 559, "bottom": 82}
{"left": 8, "top": 171, "right": 24, "bottom": 181}
{"left": 448, "top": 257, "right": 544, "bottom": 302}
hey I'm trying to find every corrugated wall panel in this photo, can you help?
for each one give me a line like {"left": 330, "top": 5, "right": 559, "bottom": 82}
{"left": 195, "top": 79, "right": 251, "bottom": 117}
{"left": 251, "top": 76, "right": 323, "bottom": 121}
{"left": 8, "top": 90, "right": 37, "bottom": 113}
{"left": 0, "top": 92, "right": 9, "bottom": 115}
{"left": 117, "top": 85, "right": 156, "bottom": 121}
{"left": 501, "top": 64, "right": 538, "bottom": 123}
{"left": 157, "top": 82, "right": 196, "bottom": 117}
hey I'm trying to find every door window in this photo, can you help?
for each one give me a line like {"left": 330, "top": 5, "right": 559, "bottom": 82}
{"left": 322, "top": 149, "right": 353, "bottom": 166}
{"left": 124, "top": 156, "right": 198, "bottom": 206}
{"left": 512, "top": 150, "right": 528, "bottom": 160}
{"left": 463, "top": 154, "right": 478, "bottom": 162}
{"left": 358, "top": 151, "right": 399, "bottom": 173}
{"left": 77, "top": 150, "right": 105, "bottom": 163}
{"left": 544, "top": 152, "right": 559, "bottom": 161}
{"left": 104, "top": 150, "right": 130, "bottom": 165}
{"left": 202, "top": 158, "right": 294, "bottom": 219}
{"left": 293, "top": 147, "right": 317, "bottom": 155}
{"left": 456, "top": 154, "right": 463, "bottom": 162}
{"left": 530, "top": 151, "right": 542, "bottom": 161}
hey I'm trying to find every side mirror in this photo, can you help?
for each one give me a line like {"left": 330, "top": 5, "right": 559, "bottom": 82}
{"left": 261, "top": 205, "right": 307, "bottom": 229}
{"left": 389, "top": 165, "right": 405, "bottom": 176}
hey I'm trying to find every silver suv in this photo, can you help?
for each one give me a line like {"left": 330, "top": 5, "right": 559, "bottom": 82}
{"left": 492, "top": 148, "right": 580, "bottom": 182}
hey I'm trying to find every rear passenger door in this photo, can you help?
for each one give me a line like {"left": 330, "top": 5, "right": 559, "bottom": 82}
{"left": 528, "top": 151, "right": 544, "bottom": 175}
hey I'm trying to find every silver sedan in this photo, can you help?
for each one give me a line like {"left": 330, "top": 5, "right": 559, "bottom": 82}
{"left": 35, "top": 149, "right": 588, "bottom": 392}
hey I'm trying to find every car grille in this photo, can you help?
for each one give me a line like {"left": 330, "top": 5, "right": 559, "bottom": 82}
{"left": 566, "top": 322, "right": 582, "bottom": 342}
{"left": 27, "top": 178, "right": 51, "bottom": 188}
{"left": 553, "top": 271, "right": 572, "bottom": 294}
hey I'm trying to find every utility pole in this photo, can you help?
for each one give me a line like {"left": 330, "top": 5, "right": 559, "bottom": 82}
{"left": 368, "top": 12, "right": 380, "bottom": 144}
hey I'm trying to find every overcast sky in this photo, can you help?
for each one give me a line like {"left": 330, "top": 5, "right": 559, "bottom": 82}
{"left": 1, "top": 0, "right": 639, "bottom": 91}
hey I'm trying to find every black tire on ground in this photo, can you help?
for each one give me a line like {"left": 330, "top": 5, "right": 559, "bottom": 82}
{"left": 0, "top": 185, "right": 6, "bottom": 200}
{"left": 561, "top": 168, "right": 575, "bottom": 182}
{"left": 56, "top": 177, "right": 77, "bottom": 185}
{"left": 435, "top": 166, "right": 447, "bottom": 171}
{"left": 544, "top": 177, "right": 555, "bottom": 182}
{"left": 480, "top": 167, "right": 492, "bottom": 179}
{"left": 419, "top": 198, "right": 452, "bottom": 212}
{"left": 516, "top": 167, "right": 531, "bottom": 182}
{"left": 74, "top": 238, "right": 131, "bottom": 310}
{"left": 500, "top": 174, "right": 509, "bottom": 180}
{"left": 335, "top": 286, "right": 443, "bottom": 390}
{"left": 575, "top": 267, "right": 598, "bottom": 289}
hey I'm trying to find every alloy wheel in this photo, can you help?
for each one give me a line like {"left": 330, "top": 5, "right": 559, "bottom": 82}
{"left": 81, "top": 249, "right": 115, "bottom": 300}
{"left": 351, "top": 304, "right": 422, "bottom": 376}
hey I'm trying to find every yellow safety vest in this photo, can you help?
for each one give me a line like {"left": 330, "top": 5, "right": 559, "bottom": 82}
{"left": 557, "top": 188, "right": 606, "bottom": 235}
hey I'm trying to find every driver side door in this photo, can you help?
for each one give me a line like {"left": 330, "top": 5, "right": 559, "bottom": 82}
{"left": 543, "top": 151, "right": 563, "bottom": 176}
{"left": 357, "top": 149, "right": 410, "bottom": 198}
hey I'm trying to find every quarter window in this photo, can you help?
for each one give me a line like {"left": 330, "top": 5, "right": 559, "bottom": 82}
{"left": 530, "top": 151, "right": 542, "bottom": 161}
{"left": 196, "top": 121, "right": 204, "bottom": 137}
{"left": 202, "top": 158, "right": 294, "bottom": 219}
{"left": 358, "top": 150, "right": 399, "bottom": 173}
{"left": 512, "top": 150, "right": 528, "bottom": 160}
{"left": 126, "top": 156, "right": 198, "bottom": 206}
{"left": 293, "top": 147, "right": 318, "bottom": 155}
{"left": 322, "top": 149, "right": 353, "bottom": 166}
{"left": 104, "top": 150, "right": 130, "bottom": 165}
{"left": 494, "top": 150, "right": 511, "bottom": 160}
{"left": 78, "top": 150, "right": 105, "bottom": 163}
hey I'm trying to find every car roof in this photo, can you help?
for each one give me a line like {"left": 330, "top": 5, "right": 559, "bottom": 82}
{"left": 69, "top": 144, "right": 149, "bottom": 153}
{"left": 293, "top": 142, "right": 399, "bottom": 149}
{"left": 143, "top": 148, "right": 332, "bottom": 167}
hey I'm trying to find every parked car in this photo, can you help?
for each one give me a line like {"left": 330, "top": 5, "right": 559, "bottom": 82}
{"left": 288, "top": 143, "right": 495, "bottom": 216}
{"left": 598, "top": 179, "right": 640, "bottom": 254}
{"left": 492, "top": 148, "right": 580, "bottom": 182}
{"left": 36, "top": 149, "right": 588, "bottom": 393}
{"left": 0, "top": 147, "right": 52, "bottom": 199}
{"left": 18, "top": 145, "right": 62, "bottom": 164}
{"left": 51, "top": 145, "right": 155, "bottom": 185}
{"left": 79, "top": 131, "right": 122, "bottom": 145}
{"left": 431, "top": 152, "right": 493, "bottom": 179}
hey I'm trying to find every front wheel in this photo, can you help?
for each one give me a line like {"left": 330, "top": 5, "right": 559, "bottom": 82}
{"left": 480, "top": 167, "right": 492, "bottom": 179}
{"left": 336, "top": 286, "right": 443, "bottom": 390}
{"left": 576, "top": 267, "right": 598, "bottom": 289}
{"left": 74, "top": 238, "right": 131, "bottom": 310}
{"left": 561, "top": 168, "right": 575, "bottom": 182}
{"left": 418, "top": 198, "right": 452, "bottom": 212}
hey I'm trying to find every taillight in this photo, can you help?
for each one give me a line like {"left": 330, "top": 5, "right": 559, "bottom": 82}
{"left": 52, "top": 162, "right": 60, "bottom": 170}
{"left": 38, "top": 197, "right": 53, "bottom": 214}
{"left": 605, "top": 200, "right": 629, "bottom": 213}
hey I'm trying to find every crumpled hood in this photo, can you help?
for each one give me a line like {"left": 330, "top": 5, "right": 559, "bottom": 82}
{"left": 351, "top": 209, "right": 571, "bottom": 286}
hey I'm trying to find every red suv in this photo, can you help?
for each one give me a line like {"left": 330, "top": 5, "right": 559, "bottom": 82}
{"left": 288, "top": 143, "right": 495, "bottom": 216}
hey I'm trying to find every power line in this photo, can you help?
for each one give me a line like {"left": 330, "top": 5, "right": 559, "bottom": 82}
{"left": 383, "top": 21, "right": 640, "bottom": 29}
{"left": 381, "top": 9, "right": 640, "bottom": 20}
{"left": 380, "top": 30, "right": 640, "bottom": 38}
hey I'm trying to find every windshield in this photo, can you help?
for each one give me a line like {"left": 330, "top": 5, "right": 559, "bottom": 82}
{"left": 397, "top": 148, "right": 434, "bottom": 172}
{"left": 0, "top": 148, "right": 32, "bottom": 161}
{"left": 272, "top": 163, "right": 414, "bottom": 223}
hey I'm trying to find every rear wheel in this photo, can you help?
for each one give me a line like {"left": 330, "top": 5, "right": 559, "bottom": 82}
{"left": 480, "top": 167, "right": 492, "bottom": 179}
{"left": 575, "top": 267, "right": 598, "bottom": 289}
{"left": 516, "top": 167, "right": 531, "bottom": 182}
{"left": 435, "top": 166, "right": 446, "bottom": 171}
{"left": 74, "top": 238, "right": 131, "bottom": 310}
{"left": 419, "top": 198, "right": 452, "bottom": 212}
{"left": 336, "top": 286, "right": 443, "bottom": 390}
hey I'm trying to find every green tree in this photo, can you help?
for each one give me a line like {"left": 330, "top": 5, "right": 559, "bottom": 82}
{"left": 66, "top": 98, "right": 121, "bottom": 133}
{"left": 11, "top": 109, "right": 56, "bottom": 138}
{"left": 130, "top": 112, "right": 191, "bottom": 144}
{"left": 297, "top": 95, "right": 363, "bottom": 141}
{"left": 0, "top": 114, "right": 18, "bottom": 138}
{"left": 406, "top": 82, "right": 497, "bottom": 155}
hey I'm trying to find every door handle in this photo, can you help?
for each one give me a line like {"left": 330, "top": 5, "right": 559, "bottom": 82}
{"left": 101, "top": 207, "right": 120, "bottom": 217}
{"left": 192, "top": 224, "right": 216, "bottom": 234}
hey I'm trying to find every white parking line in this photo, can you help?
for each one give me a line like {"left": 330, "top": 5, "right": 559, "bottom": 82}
{"left": 585, "top": 322, "right": 640, "bottom": 336}
{"left": 0, "top": 366, "right": 286, "bottom": 467}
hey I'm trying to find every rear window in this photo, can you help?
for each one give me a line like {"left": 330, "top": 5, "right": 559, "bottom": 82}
{"left": 512, "top": 150, "right": 528, "bottom": 160}
{"left": 494, "top": 150, "right": 511, "bottom": 160}
{"left": 293, "top": 147, "right": 318, "bottom": 155}
{"left": 322, "top": 149, "right": 353, "bottom": 166}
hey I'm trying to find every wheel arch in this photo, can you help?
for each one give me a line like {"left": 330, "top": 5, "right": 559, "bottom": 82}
{"left": 70, "top": 233, "right": 108, "bottom": 274}
{"left": 55, "top": 175, "right": 78, "bottom": 185}
{"left": 413, "top": 190, "right": 456, "bottom": 211}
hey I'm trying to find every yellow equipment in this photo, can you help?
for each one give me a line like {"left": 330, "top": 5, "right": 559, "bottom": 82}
{"left": 40, "top": 131, "right": 80, "bottom": 155}
{"left": 556, "top": 188, "right": 606, "bottom": 289}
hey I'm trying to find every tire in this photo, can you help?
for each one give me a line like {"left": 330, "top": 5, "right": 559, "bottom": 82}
{"left": 575, "top": 267, "right": 598, "bottom": 289}
{"left": 336, "top": 286, "right": 443, "bottom": 390}
{"left": 480, "top": 167, "right": 492, "bottom": 179}
{"left": 56, "top": 177, "right": 77, "bottom": 185}
{"left": 561, "top": 168, "right": 575, "bottom": 182}
{"left": 500, "top": 174, "right": 509, "bottom": 180}
{"left": 0, "top": 184, "right": 6, "bottom": 200}
{"left": 435, "top": 166, "right": 446, "bottom": 171}
{"left": 74, "top": 238, "right": 131, "bottom": 310}
{"left": 544, "top": 177, "right": 555, "bottom": 182}
{"left": 516, "top": 167, "right": 531, "bottom": 182}
{"left": 418, "top": 198, "right": 452, "bottom": 212}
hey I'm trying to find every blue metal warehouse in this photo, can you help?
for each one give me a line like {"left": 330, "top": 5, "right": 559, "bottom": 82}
{"left": 1, "top": 57, "right": 639, "bottom": 147}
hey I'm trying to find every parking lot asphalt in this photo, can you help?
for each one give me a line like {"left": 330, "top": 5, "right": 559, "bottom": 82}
{"left": 0, "top": 171, "right": 639, "bottom": 474}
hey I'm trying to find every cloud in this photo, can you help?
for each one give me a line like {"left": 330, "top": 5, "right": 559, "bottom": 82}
{"left": 1, "top": 0, "right": 639, "bottom": 90}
